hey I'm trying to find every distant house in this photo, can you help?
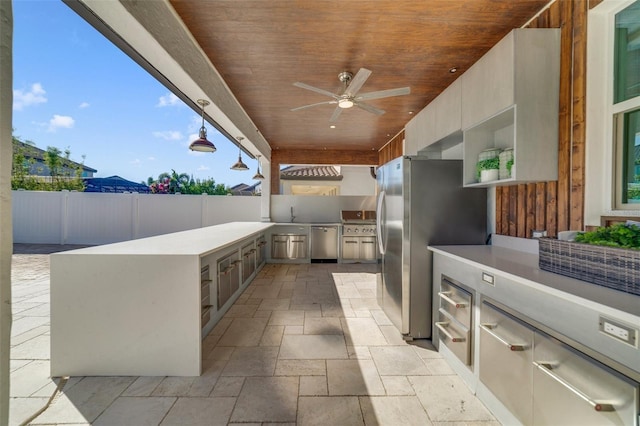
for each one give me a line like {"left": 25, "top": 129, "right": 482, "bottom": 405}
{"left": 13, "top": 140, "right": 97, "bottom": 178}
{"left": 279, "top": 165, "right": 376, "bottom": 196}
{"left": 280, "top": 165, "right": 342, "bottom": 196}
{"left": 230, "top": 182, "right": 261, "bottom": 196}
{"left": 83, "top": 175, "right": 151, "bottom": 193}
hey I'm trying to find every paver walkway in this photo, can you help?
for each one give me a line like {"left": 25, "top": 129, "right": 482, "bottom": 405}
{"left": 9, "top": 244, "right": 499, "bottom": 425}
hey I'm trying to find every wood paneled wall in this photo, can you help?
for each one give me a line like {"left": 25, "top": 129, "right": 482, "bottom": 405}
{"left": 495, "top": 0, "right": 589, "bottom": 238}
{"left": 378, "top": 130, "right": 404, "bottom": 166}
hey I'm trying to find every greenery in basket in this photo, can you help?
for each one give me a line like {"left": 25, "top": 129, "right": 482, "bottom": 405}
{"left": 476, "top": 157, "right": 500, "bottom": 179}
{"left": 574, "top": 223, "right": 640, "bottom": 250}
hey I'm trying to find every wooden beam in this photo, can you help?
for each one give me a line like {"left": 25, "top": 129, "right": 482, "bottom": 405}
{"left": 570, "top": 0, "right": 587, "bottom": 232}
{"left": 272, "top": 149, "right": 379, "bottom": 166}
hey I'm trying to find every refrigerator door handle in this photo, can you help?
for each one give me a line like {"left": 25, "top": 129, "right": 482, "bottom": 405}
{"left": 376, "top": 190, "right": 386, "bottom": 255}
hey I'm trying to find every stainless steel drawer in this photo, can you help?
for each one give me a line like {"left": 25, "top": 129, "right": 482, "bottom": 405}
{"left": 436, "top": 310, "right": 471, "bottom": 365}
{"left": 533, "top": 332, "right": 639, "bottom": 426}
{"left": 480, "top": 300, "right": 535, "bottom": 425}
{"left": 439, "top": 278, "right": 472, "bottom": 329}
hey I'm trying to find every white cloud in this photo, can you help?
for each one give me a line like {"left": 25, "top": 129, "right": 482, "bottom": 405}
{"left": 197, "top": 165, "right": 210, "bottom": 171}
{"left": 130, "top": 159, "right": 141, "bottom": 166}
{"left": 156, "top": 93, "right": 181, "bottom": 107}
{"left": 147, "top": 156, "right": 156, "bottom": 161}
{"left": 153, "top": 130, "right": 183, "bottom": 141}
{"left": 13, "top": 83, "right": 47, "bottom": 110}
{"left": 79, "top": 102, "right": 90, "bottom": 109}
{"left": 48, "top": 115, "right": 75, "bottom": 132}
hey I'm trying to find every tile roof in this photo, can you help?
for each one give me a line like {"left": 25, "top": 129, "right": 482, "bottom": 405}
{"left": 280, "top": 165, "right": 343, "bottom": 181}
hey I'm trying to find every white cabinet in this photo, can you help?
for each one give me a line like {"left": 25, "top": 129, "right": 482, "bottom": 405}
{"left": 434, "top": 78, "right": 462, "bottom": 141}
{"left": 461, "top": 28, "right": 560, "bottom": 187}
{"left": 405, "top": 78, "right": 462, "bottom": 157}
{"left": 405, "top": 102, "right": 436, "bottom": 156}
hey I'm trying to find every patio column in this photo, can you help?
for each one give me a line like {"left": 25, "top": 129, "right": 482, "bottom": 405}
{"left": 261, "top": 159, "right": 271, "bottom": 221}
{"left": 0, "top": 0, "right": 13, "bottom": 423}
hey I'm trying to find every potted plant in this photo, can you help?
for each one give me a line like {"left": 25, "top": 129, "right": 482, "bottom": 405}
{"left": 476, "top": 157, "right": 500, "bottom": 182}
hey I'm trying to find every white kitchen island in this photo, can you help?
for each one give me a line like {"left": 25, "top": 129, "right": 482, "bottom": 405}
{"left": 50, "top": 222, "right": 273, "bottom": 377}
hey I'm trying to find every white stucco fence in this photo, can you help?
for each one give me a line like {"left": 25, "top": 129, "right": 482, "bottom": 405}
{"left": 12, "top": 190, "right": 261, "bottom": 245}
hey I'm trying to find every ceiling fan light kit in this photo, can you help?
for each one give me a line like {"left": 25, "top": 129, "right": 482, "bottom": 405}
{"left": 291, "top": 68, "right": 410, "bottom": 122}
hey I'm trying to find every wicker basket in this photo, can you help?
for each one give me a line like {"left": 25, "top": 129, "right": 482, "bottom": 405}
{"left": 538, "top": 238, "right": 640, "bottom": 296}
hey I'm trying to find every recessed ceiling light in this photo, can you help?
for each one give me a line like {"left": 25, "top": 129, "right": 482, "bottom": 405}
{"left": 449, "top": 67, "right": 458, "bottom": 73}
{"left": 408, "top": 111, "right": 413, "bottom": 115}
{"left": 330, "top": 125, "right": 336, "bottom": 129}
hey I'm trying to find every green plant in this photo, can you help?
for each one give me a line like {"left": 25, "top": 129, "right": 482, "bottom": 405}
{"left": 476, "top": 157, "right": 500, "bottom": 179}
{"left": 506, "top": 158, "right": 514, "bottom": 176}
{"left": 574, "top": 223, "right": 640, "bottom": 250}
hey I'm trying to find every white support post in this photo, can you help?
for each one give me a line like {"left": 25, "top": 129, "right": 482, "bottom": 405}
{"left": 0, "top": 1, "right": 13, "bottom": 424}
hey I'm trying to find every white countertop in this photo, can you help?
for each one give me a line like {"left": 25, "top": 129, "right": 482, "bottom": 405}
{"left": 429, "top": 244, "right": 640, "bottom": 318}
{"left": 54, "top": 222, "right": 274, "bottom": 256}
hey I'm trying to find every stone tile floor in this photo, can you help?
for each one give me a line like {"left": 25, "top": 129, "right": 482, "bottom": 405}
{"left": 10, "top": 244, "right": 500, "bottom": 425}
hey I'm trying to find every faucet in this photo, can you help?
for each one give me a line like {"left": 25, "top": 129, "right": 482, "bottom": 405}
{"left": 290, "top": 206, "right": 295, "bottom": 223}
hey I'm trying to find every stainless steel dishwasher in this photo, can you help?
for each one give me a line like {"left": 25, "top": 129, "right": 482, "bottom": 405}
{"left": 311, "top": 226, "right": 338, "bottom": 262}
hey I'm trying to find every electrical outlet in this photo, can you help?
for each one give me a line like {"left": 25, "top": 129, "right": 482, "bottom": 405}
{"left": 599, "top": 316, "right": 637, "bottom": 347}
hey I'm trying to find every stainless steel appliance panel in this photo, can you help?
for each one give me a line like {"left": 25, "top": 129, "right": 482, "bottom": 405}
{"left": 377, "top": 157, "right": 487, "bottom": 339}
{"left": 480, "top": 301, "right": 534, "bottom": 425}
{"left": 342, "top": 238, "right": 359, "bottom": 260}
{"left": 242, "top": 242, "right": 256, "bottom": 283}
{"left": 533, "top": 332, "right": 639, "bottom": 426}
{"left": 359, "top": 237, "right": 377, "bottom": 261}
{"left": 288, "top": 235, "right": 307, "bottom": 259}
{"left": 217, "top": 252, "right": 240, "bottom": 309}
{"left": 311, "top": 226, "right": 338, "bottom": 259}
{"left": 439, "top": 278, "right": 472, "bottom": 329}
{"left": 256, "top": 235, "right": 266, "bottom": 266}
{"left": 436, "top": 310, "right": 471, "bottom": 365}
{"left": 272, "top": 235, "right": 288, "bottom": 259}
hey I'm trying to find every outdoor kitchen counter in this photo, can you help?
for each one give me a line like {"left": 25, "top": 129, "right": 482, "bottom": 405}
{"left": 50, "top": 222, "right": 274, "bottom": 377}
{"left": 59, "top": 221, "right": 274, "bottom": 255}
{"left": 429, "top": 244, "right": 640, "bottom": 379}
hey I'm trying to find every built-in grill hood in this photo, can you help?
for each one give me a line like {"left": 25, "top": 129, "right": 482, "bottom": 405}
{"left": 341, "top": 210, "right": 376, "bottom": 224}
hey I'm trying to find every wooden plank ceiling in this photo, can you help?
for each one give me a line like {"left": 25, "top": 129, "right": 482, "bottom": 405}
{"left": 169, "top": 0, "right": 550, "bottom": 154}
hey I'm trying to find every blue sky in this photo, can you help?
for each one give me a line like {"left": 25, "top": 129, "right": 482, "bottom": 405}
{"left": 12, "top": 0, "right": 258, "bottom": 187}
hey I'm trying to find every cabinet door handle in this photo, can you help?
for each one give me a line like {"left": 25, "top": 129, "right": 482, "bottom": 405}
{"left": 291, "top": 240, "right": 305, "bottom": 243}
{"left": 438, "top": 291, "right": 468, "bottom": 308}
{"left": 479, "top": 323, "right": 527, "bottom": 351}
{"left": 533, "top": 361, "right": 615, "bottom": 412}
{"left": 435, "top": 321, "right": 466, "bottom": 343}
{"left": 344, "top": 241, "right": 358, "bottom": 244}
{"left": 220, "top": 265, "right": 235, "bottom": 275}
{"left": 361, "top": 241, "right": 375, "bottom": 244}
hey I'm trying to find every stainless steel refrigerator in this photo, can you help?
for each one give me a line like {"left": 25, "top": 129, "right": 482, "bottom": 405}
{"left": 375, "top": 157, "right": 487, "bottom": 339}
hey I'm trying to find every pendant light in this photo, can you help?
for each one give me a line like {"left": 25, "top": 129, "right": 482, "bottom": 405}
{"left": 231, "top": 136, "right": 249, "bottom": 171}
{"left": 189, "top": 99, "right": 216, "bottom": 152}
{"left": 252, "top": 154, "right": 265, "bottom": 180}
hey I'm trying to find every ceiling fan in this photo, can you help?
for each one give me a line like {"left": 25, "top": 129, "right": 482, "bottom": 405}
{"left": 291, "top": 68, "right": 410, "bottom": 122}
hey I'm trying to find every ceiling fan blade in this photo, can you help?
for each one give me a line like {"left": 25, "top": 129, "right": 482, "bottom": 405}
{"left": 355, "top": 86, "right": 411, "bottom": 101}
{"left": 291, "top": 100, "right": 337, "bottom": 112}
{"left": 343, "top": 68, "right": 372, "bottom": 97}
{"left": 329, "top": 106, "right": 343, "bottom": 122}
{"left": 293, "top": 82, "right": 339, "bottom": 99}
{"left": 354, "top": 101, "right": 385, "bottom": 116}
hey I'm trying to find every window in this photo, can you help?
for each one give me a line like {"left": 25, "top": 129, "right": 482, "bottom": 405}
{"left": 614, "top": 1, "right": 640, "bottom": 104}
{"left": 614, "top": 1, "right": 640, "bottom": 209}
